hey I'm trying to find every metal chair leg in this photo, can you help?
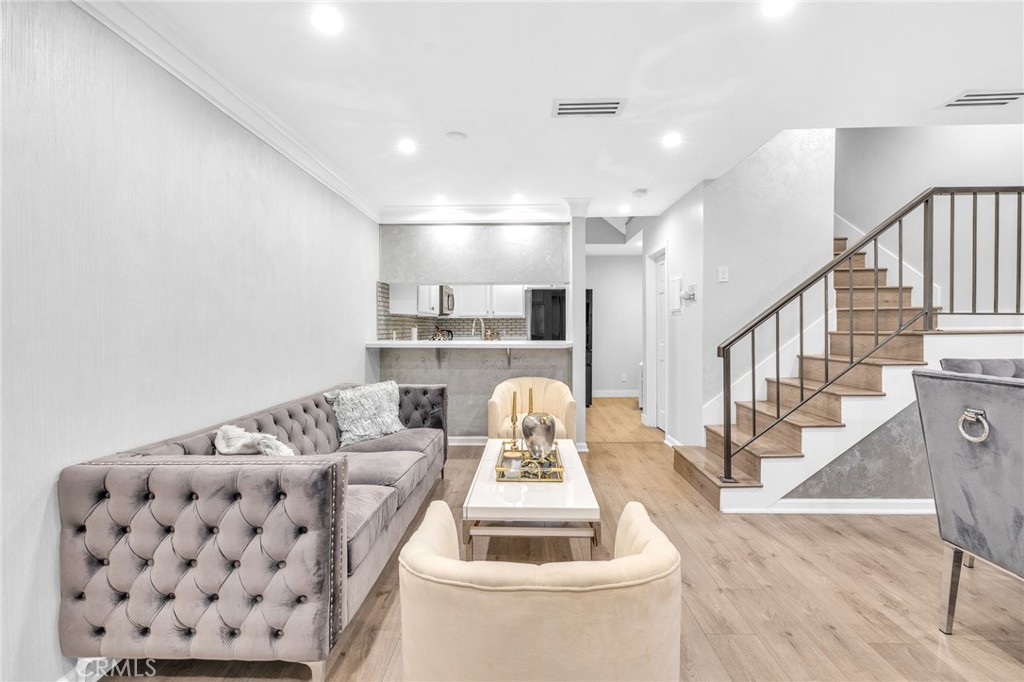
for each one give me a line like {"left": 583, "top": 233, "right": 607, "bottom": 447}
{"left": 964, "top": 554, "right": 975, "bottom": 568}
{"left": 940, "top": 545, "right": 964, "bottom": 634}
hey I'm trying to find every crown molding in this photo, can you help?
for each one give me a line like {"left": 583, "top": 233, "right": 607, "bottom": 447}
{"left": 72, "top": 0, "right": 381, "bottom": 223}
{"left": 378, "top": 204, "right": 570, "bottom": 225}
{"left": 564, "top": 198, "right": 592, "bottom": 218}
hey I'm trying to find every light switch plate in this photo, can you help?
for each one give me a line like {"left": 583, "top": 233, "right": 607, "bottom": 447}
{"left": 718, "top": 266, "right": 729, "bottom": 282}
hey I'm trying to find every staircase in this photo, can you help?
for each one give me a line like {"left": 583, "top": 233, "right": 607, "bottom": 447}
{"left": 673, "top": 187, "right": 1024, "bottom": 511}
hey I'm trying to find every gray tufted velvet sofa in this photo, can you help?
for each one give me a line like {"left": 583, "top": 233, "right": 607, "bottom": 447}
{"left": 57, "top": 383, "right": 447, "bottom": 679}
{"left": 913, "top": 359, "right": 1023, "bottom": 635}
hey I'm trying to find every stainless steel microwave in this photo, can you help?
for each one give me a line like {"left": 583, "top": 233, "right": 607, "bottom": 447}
{"left": 439, "top": 285, "right": 455, "bottom": 316}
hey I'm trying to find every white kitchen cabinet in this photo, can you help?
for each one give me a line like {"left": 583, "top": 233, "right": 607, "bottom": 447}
{"left": 388, "top": 284, "right": 418, "bottom": 315}
{"left": 417, "top": 285, "right": 438, "bottom": 316}
{"left": 453, "top": 285, "right": 489, "bottom": 317}
{"left": 490, "top": 285, "right": 526, "bottom": 316}
{"left": 451, "top": 284, "right": 525, "bottom": 317}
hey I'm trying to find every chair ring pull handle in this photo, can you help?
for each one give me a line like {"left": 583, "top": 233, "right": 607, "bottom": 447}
{"left": 957, "top": 408, "right": 990, "bottom": 443}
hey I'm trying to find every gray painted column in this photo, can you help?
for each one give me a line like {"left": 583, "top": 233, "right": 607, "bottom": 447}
{"left": 566, "top": 199, "right": 590, "bottom": 448}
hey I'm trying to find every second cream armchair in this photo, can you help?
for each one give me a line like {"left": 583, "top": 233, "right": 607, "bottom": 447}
{"left": 488, "top": 377, "right": 577, "bottom": 442}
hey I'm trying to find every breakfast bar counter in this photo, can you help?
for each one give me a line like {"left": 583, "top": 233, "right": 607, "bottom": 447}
{"left": 366, "top": 339, "right": 573, "bottom": 350}
{"left": 366, "top": 339, "right": 574, "bottom": 438}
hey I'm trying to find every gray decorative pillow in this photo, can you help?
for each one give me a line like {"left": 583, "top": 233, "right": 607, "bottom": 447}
{"left": 325, "top": 381, "right": 406, "bottom": 447}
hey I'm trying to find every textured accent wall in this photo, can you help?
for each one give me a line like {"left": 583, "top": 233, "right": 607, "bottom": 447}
{"left": 379, "top": 223, "right": 570, "bottom": 284}
{"left": 2, "top": 4, "right": 377, "bottom": 680}
{"left": 785, "top": 403, "right": 932, "bottom": 499}
{"left": 702, "top": 129, "right": 836, "bottom": 402}
{"left": 376, "top": 283, "right": 526, "bottom": 340}
{"left": 379, "top": 348, "right": 571, "bottom": 436}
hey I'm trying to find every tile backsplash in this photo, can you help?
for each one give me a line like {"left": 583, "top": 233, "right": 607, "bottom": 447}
{"left": 377, "top": 282, "right": 527, "bottom": 340}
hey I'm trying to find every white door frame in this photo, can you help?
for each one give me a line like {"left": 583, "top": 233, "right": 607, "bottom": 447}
{"left": 643, "top": 246, "right": 667, "bottom": 429}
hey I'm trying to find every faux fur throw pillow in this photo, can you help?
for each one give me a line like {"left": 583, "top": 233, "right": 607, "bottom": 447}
{"left": 324, "top": 381, "right": 406, "bottom": 447}
{"left": 214, "top": 424, "right": 295, "bottom": 457}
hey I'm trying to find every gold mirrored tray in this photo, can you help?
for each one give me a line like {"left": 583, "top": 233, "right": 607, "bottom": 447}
{"left": 495, "top": 441, "right": 564, "bottom": 482}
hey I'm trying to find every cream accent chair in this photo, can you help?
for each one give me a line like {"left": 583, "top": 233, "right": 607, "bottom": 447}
{"left": 488, "top": 377, "right": 577, "bottom": 442}
{"left": 398, "top": 501, "right": 682, "bottom": 681}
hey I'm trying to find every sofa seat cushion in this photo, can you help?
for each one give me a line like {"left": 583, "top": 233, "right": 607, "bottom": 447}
{"left": 346, "top": 485, "right": 399, "bottom": 575}
{"left": 346, "top": 451, "right": 427, "bottom": 507}
{"left": 339, "top": 427, "right": 444, "bottom": 469}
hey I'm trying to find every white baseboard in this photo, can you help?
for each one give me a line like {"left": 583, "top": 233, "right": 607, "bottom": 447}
{"left": 739, "top": 498, "right": 937, "bottom": 515}
{"left": 592, "top": 390, "right": 640, "bottom": 399}
{"left": 448, "top": 436, "right": 488, "bottom": 446}
{"left": 663, "top": 433, "right": 682, "bottom": 448}
{"left": 576, "top": 441, "right": 589, "bottom": 452}
{"left": 640, "top": 413, "right": 656, "bottom": 428}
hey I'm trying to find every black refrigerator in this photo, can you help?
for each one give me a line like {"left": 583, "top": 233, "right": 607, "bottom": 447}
{"left": 529, "top": 288, "right": 592, "bottom": 406}
{"left": 529, "top": 289, "right": 566, "bottom": 340}
{"left": 585, "top": 289, "right": 593, "bottom": 407}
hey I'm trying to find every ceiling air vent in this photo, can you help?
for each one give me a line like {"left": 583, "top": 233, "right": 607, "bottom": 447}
{"left": 944, "top": 90, "right": 1023, "bottom": 107}
{"left": 552, "top": 98, "right": 626, "bottom": 117}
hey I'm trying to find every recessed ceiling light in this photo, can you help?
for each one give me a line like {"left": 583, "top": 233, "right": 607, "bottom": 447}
{"left": 397, "top": 138, "right": 417, "bottom": 154}
{"left": 761, "top": 0, "right": 796, "bottom": 18}
{"left": 511, "top": 193, "right": 525, "bottom": 203}
{"left": 445, "top": 131, "right": 468, "bottom": 142}
{"left": 661, "top": 132, "right": 683, "bottom": 149}
{"left": 310, "top": 6, "right": 343, "bottom": 36}
{"left": 434, "top": 194, "right": 448, "bottom": 204}
{"left": 618, "top": 204, "right": 631, "bottom": 214}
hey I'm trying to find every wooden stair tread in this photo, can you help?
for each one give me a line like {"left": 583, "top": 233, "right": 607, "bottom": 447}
{"left": 705, "top": 424, "right": 802, "bottom": 457}
{"left": 673, "top": 446, "right": 762, "bottom": 488}
{"left": 835, "top": 285, "right": 912, "bottom": 290}
{"left": 771, "top": 376, "right": 886, "bottom": 397}
{"left": 829, "top": 330, "right": 924, "bottom": 336}
{"left": 736, "top": 401, "right": 844, "bottom": 428}
{"left": 837, "top": 266, "right": 888, "bottom": 272}
{"left": 802, "top": 353, "right": 927, "bottom": 367}
{"left": 839, "top": 305, "right": 937, "bottom": 311}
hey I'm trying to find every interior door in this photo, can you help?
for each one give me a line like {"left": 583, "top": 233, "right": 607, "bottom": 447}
{"left": 656, "top": 255, "right": 667, "bottom": 430}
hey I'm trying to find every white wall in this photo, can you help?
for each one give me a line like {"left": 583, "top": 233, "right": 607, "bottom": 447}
{"left": 702, "top": 129, "right": 836, "bottom": 404}
{"left": 835, "top": 125, "right": 1024, "bottom": 317}
{"left": 586, "top": 256, "right": 642, "bottom": 397}
{"left": 642, "top": 183, "right": 705, "bottom": 444}
{"left": 1, "top": 4, "right": 378, "bottom": 680}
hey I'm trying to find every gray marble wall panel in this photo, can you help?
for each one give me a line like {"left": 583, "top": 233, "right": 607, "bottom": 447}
{"left": 785, "top": 402, "right": 932, "bottom": 499}
{"left": 380, "top": 223, "right": 570, "bottom": 284}
{"left": 379, "top": 349, "right": 572, "bottom": 436}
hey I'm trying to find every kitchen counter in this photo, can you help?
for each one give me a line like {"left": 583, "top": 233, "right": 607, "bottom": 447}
{"left": 366, "top": 339, "right": 573, "bottom": 350}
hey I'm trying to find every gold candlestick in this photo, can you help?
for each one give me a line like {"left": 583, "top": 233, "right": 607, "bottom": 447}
{"left": 511, "top": 392, "right": 518, "bottom": 448}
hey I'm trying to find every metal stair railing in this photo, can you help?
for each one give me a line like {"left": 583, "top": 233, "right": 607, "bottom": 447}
{"left": 716, "top": 186, "right": 1024, "bottom": 483}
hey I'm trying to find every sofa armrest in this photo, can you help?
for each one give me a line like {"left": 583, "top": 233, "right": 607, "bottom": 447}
{"left": 398, "top": 384, "right": 448, "bottom": 462}
{"left": 58, "top": 454, "right": 348, "bottom": 664}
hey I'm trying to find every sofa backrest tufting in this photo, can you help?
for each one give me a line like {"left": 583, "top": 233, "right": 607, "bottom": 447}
{"left": 96, "top": 383, "right": 449, "bottom": 461}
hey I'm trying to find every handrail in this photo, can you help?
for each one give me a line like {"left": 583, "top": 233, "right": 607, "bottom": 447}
{"left": 714, "top": 185, "right": 1024, "bottom": 484}
{"left": 717, "top": 186, "right": 1024, "bottom": 356}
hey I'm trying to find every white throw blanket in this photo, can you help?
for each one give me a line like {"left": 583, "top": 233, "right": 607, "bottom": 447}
{"left": 214, "top": 424, "right": 294, "bottom": 457}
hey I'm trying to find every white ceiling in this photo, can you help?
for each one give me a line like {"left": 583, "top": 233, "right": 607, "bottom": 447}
{"left": 81, "top": 1, "right": 1023, "bottom": 220}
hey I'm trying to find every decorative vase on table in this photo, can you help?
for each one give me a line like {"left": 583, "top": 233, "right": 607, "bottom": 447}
{"left": 521, "top": 388, "right": 556, "bottom": 459}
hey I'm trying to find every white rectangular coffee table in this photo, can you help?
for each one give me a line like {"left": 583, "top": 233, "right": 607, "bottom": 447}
{"left": 462, "top": 438, "right": 601, "bottom": 560}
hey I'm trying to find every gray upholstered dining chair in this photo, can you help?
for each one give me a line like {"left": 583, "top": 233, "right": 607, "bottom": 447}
{"left": 913, "top": 359, "right": 1024, "bottom": 634}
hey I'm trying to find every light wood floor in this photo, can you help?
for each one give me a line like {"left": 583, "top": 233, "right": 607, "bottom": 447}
{"left": 108, "top": 398, "right": 1023, "bottom": 681}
